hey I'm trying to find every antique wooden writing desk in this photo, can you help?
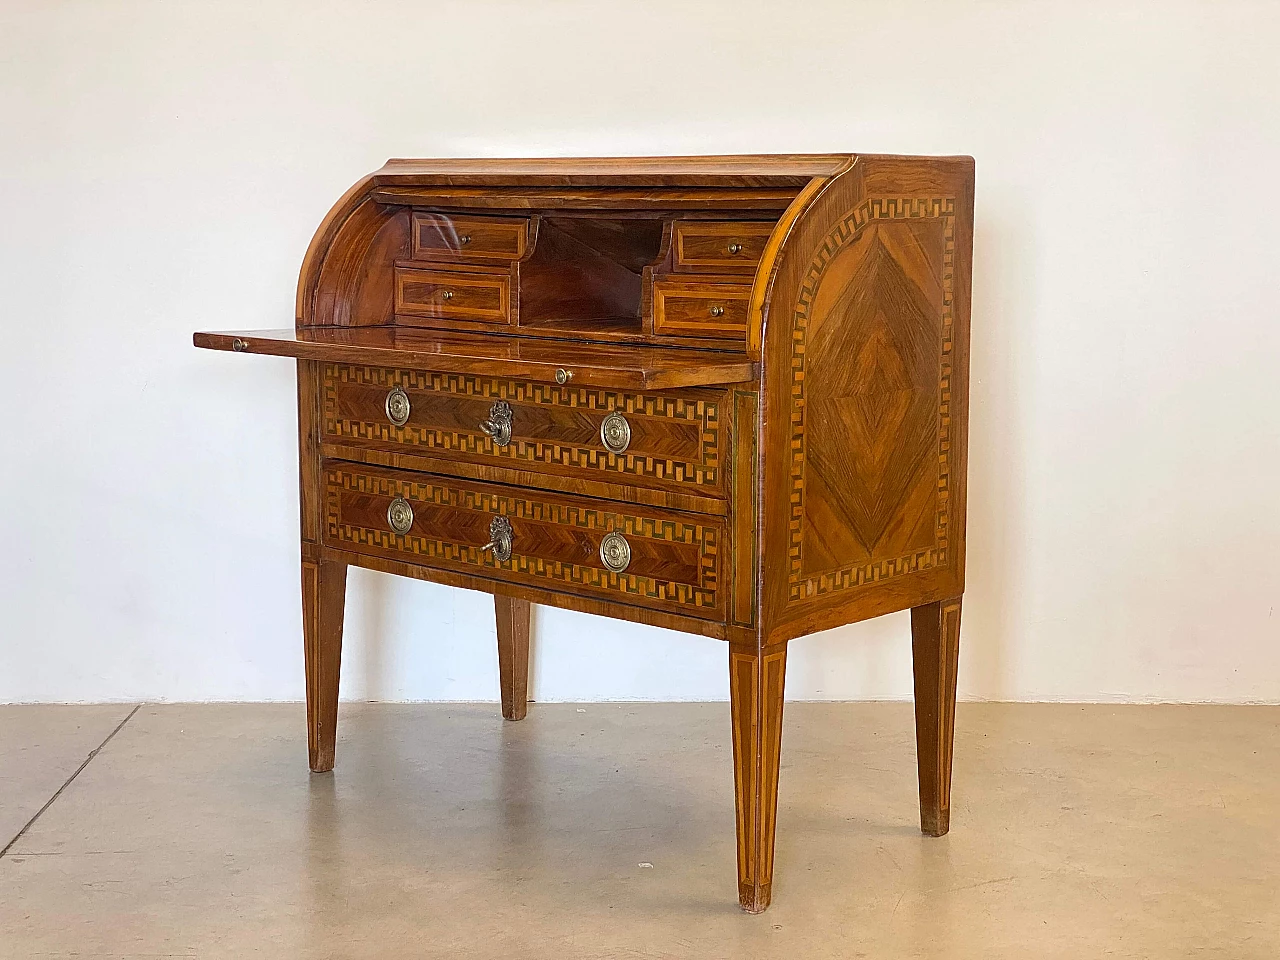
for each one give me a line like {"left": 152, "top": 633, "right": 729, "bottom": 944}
{"left": 194, "top": 154, "right": 975, "bottom": 913}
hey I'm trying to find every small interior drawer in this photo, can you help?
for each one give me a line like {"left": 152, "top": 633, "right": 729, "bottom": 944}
{"left": 411, "top": 212, "right": 530, "bottom": 261}
{"left": 395, "top": 266, "right": 511, "bottom": 324}
{"left": 653, "top": 279, "right": 751, "bottom": 339}
{"left": 673, "top": 221, "right": 773, "bottom": 274}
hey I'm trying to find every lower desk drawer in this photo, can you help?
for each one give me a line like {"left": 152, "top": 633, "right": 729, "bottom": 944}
{"left": 322, "top": 462, "right": 725, "bottom": 620}
{"left": 320, "top": 363, "right": 727, "bottom": 500}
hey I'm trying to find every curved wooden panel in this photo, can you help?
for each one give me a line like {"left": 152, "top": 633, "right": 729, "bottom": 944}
{"left": 311, "top": 199, "right": 409, "bottom": 327}
{"left": 757, "top": 156, "right": 975, "bottom": 640}
{"left": 296, "top": 173, "right": 375, "bottom": 325}
{"left": 745, "top": 170, "right": 844, "bottom": 355}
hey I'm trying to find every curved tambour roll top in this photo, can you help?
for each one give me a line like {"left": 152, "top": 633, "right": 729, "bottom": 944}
{"left": 294, "top": 154, "right": 857, "bottom": 355}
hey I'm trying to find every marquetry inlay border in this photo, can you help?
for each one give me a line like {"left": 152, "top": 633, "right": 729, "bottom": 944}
{"left": 786, "top": 197, "right": 956, "bottom": 601}
{"left": 322, "top": 364, "right": 722, "bottom": 489}
{"left": 324, "top": 466, "right": 722, "bottom": 613}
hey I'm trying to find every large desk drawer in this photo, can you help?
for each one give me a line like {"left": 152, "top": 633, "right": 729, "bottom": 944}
{"left": 320, "top": 363, "right": 727, "bottom": 499}
{"left": 322, "top": 461, "right": 725, "bottom": 620}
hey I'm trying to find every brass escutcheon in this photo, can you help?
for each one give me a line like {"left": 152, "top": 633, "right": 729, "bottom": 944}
{"left": 479, "top": 400, "right": 513, "bottom": 447}
{"left": 599, "top": 531, "right": 631, "bottom": 573}
{"left": 387, "top": 496, "right": 414, "bottom": 535}
{"left": 385, "top": 386, "right": 411, "bottom": 426}
{"left": 600, "top": 412, "right": 631, "bottom": 454}
{"left": 481, "top": 515, "right": 514, "bottom": 563}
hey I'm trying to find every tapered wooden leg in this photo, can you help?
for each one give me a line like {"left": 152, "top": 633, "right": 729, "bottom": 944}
{"left": 302, "top": 557, "right": 347, "bottom": 773}
{"left": 911, "top": 596, "right": 962, "bottom": 837}
{"left": 495, "top": 595, "right": 530, "bottom": 721}
{"left": 729, "top": 639, "right": 787, "bottom": 913}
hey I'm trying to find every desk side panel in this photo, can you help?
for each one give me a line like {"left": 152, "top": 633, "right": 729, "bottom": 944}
{"left": 757, "top": 155, "right": 975, "bottom": 642}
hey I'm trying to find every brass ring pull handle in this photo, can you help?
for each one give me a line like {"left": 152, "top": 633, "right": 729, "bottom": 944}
{"left": 555, "top": 368, "right": 573, "bottom": 384}
{"left": 599, "top": 531, "right": 631, "bottom": 573}
{"left": 441, "top": 290, "right": 454, "bottom": 300}
{"left": 709, "top": 305, "right": 724, "bottom": 317}
{"left": 600, "top": 412, "right": 631, "bottom": 454}
{"left": 385, "top": 386, "right": 411, "bottom": 426}
{"left": 727, "top": 242, "right": 743, "bottom": 255}
{"left": 387, "top": 496, "right": 414, "bottom": 535}
{"left": 480, "top": 515, "right": 514, "bottom": 562}
{"left": 231, "top": 337, "right": 249, "bottom": 352}
{"left": 458, "top": 234, "right": 471, "bottom": 245}
{"left": 478, "top": 400, "right": 513, "bottom": 447}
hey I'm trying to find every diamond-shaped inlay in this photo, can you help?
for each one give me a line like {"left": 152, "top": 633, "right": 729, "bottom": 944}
{"left": 787, "top": 197, "right": 956, "bottom": 600}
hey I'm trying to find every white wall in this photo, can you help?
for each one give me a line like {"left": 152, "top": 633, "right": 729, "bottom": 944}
{"left": 2, "top": 0, "right": 1277, "bottom": 704}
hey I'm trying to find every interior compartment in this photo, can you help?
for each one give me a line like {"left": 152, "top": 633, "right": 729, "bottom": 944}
{"left": 518, "top": 218, "right": 665, "bottom": 336}
{"left": 383, "top": 207, "right": 783, "bottom": 346}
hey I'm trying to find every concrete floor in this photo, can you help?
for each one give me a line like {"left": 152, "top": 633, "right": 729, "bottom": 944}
{"left": 0, "top": 703, "right": 1277, "bottom": 958}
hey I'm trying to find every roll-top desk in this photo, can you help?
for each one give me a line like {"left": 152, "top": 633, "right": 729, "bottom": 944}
{"left": 194, "top": 154, "right": 975, "bottom": 913}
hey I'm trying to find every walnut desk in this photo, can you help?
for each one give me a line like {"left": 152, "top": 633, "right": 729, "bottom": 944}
{"left": 194, "top": 154, "right": 975, "bottom": 913}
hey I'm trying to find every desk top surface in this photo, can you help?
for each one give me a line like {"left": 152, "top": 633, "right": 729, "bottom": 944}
{"left": 368, "top": 154, "right": 853, "bottom": 187}
{"left": 193, "top": 326, "right": 759, "bottom": 391}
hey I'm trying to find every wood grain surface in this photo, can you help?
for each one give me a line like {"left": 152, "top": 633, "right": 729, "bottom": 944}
{"left": 495, "top": 595, "right": 531, "bottom": 721}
